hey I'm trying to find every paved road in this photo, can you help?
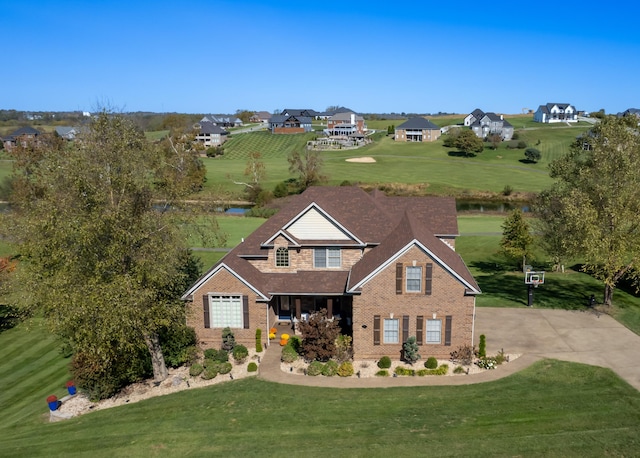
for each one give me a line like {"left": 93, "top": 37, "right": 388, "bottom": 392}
{"left": 258, "top": 308, "right": 640, "bottom": 391}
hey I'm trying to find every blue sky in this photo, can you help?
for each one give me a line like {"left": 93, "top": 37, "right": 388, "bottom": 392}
{"left": 2, "top": 0, "right": 638, "bottom": 115}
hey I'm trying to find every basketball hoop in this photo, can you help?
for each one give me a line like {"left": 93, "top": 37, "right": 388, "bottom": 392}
{"left": 532, "top": 279, "right": 540, "bottom": 288}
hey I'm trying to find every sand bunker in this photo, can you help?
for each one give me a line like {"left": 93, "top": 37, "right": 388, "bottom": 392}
{"left": 346, "top": 157, "right": 376, "bottom": 163}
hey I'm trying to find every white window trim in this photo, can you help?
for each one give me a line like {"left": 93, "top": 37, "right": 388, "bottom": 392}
{"left": 275, "top": 247, "right": 289, "bottom": 267}
{"left": 406, "top": 266, "right": 422, "bottom": 293}
{"left": 383, "top": 318, "right": 399, "bottom": 344}
{"left": 314, "top": 247, "right": 341, "bottom": 268}
{"left": 426, "top": 319, "right": 442, "bottom": 344}
{"left": 209, "top": 294, "right": 244, "bottom": 328}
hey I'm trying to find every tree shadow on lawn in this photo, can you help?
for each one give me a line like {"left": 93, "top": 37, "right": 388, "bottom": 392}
{"left": 518, "top": 159, "right": 538, "bottom": 165}
{"left": 447, "top": 151, "right": 476, "bottom": 158}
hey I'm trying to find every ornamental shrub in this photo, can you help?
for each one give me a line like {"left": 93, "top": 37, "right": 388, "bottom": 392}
{"left": 281, "top": 345, "right": 298, "bottom": 363}
{"left": 403, "top": 336, "right": 420, "bottom": 364}
{"left": 394, "top": 366, "right": 415, "bottom": 376}
{"left": 201, "top": 366, "right": 218, "bottom": 380}
{"left": 334, "top": 335, "right": 353, "bottom": 363}
{"left": 232, "top": 344, "right": 249, "bottom": 363}
{"left": 425, "top": 357, "right": 438, "bottom": 369}
{"left": 298, "top": 309, "right": 340, "bottom": 362}
{"left": 476, "top": 357, "right": 498, "bottom": 370}
{"left": 218, "top": 362, "right": 233, "bottom": 375}
{"left": 307, "top": 361, "right": 324, "bottom": 376}
{"left": 287, "top": 335, "right": 302, "bottom": 353}
{"left": 377, "top": 356, "right": 392, "bottom": 369}
{"left": 416, "top": 364, "right": 449, "bottom": 376}
{"left": 375, "top": 370, "right": 390, "bottom": 377}
{"left": 453, "top": 365, "right": 466, "bottom": 374}
{"left": 221, "top": 327, "right": 236, "bottom": 351}
{"left": 256, "top": 328, "right": 263, "bottom": 353}
{"left": 337, "top": 361, "right": 354, "bottom": 377}
{"left": 322, "top": 360, "right": 339, "bottom": 376}
{"left": 450, "top": 344, "right": 475, "bottom": 365}
{"left": 247, "top": 362, "right": 258, "bottom": 372}
{"left": 478, "top": 334, "right": 487, "bottom": 358}
{"left": 189, "top": 363, "right": 204, "bottom": 377}
{"left": 204, "top": 348, "right": 229, "bottom": 363}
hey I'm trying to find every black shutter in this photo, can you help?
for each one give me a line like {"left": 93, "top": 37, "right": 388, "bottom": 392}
{"left": 396, "top": 263, "right": 403, "bottom": 294}
{"left": 402, "top": 315, "right": 409, "bottom": 343}
{"left": 373, "top": 315, "right": 380, "bottom": 345}
{"left": 445, "top": 315, "right": 452, "bottom": 346}
{"left": 243, "top": 296, "right": 250, "bottom": 329}
{"left": 203, "top": 295, "right": 210, "bottom": 328}
{"left": 425, "top": 263, "right": 433, "bottom": 295}
{"left": 416, "top": 316, "right": 423, "bottom": 345}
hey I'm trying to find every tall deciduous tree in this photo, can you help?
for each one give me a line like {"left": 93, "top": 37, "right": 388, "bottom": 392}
{"left": 5, "top": 112, "right": 205, "bottom": 394}
{"left": 500, "top": 208, "right": 534, "bottom": 271}
{"left": 454, "top": 129, "right": 484, "bottom": 156}
{"left": 287, "top": 148, "right": 327, "bottom": 191}
{"left": 537, "top": 117, "right": 640, "bottom": 305}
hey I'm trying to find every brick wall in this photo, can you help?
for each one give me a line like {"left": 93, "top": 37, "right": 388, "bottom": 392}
{"left": 352, "top": 245, "right": 475, "bottom": 360}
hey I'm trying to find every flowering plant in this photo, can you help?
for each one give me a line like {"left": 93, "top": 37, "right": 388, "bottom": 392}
{"left": 65, "top": 380, "right": 75, "bottom": 388}
{"left": 476, "top": 357, "right": 497, "bottom": 370}
{"left": 46, "top": 395, "right": 58, "bottom": 403}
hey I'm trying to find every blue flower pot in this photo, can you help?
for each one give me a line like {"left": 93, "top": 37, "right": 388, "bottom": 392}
{"left": 67, "top": 386, "right": 77, "bottom": 395}
{"left": 48, "top": 401, "right": 59, "bottom": 411}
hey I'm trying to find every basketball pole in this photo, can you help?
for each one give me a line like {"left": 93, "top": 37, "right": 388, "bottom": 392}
{"left": 527, "top": 283, "right": 534, "bottom": 307}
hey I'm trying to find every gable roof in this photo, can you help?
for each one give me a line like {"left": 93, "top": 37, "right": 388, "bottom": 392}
{"left": 329, "top": 112, "right": 364, "bottom": 122}
{"left": 182, "top": 186, "right": 474, "bottom": 300}
{"left": 3, "top": 126, "right": 41, "bottom": 141}
{"left": 396, "top": 117, "right": 440, "bottom": 130}
{"left": 198, "top": 121, "right": 228, "bottom": 135}
{"left": 269, "top": 114, "right": 313, "bottom": 124}
{"left": 537, "top": 103, "right": 575, "bottom": 114}
{"left": 280, "top": 108, "right": 319, "bottom": 117}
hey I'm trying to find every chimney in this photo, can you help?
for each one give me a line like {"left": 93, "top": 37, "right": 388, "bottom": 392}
{"left": 351, "top": 113, "right": 355, "bottom": 125}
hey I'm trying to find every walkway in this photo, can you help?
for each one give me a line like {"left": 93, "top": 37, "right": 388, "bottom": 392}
{"left": 258, "top": 308, "right": 640, "bottom": 391}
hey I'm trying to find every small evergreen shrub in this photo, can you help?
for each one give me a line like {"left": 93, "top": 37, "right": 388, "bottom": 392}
{"left": 222, "top": 327, "right": 236, "bottom": 351}
{"left": 322, "top": 360, "right": 339, "bottom": 376}
{"left": 453, "top": 365, "right": 466, "bottom": 374}
{"left": 202, "top": 358, "right": 217, "bottom": 369}
{"left": 494, "top": 350, "right": 508, "bottom": 365}
{"left": 478, "top": 335, "right": 487, "bottom": 358}
{"left": 287, "top": 335, "right": 302, "bottom": 353}
{"left": 416, "top": 364, "right": 449, "bottom": 376}
{"left": 218, "top": 362, "right": 232, "bottom": 375}
{"left": 189, "top": 363, "right": 204, "bottom": 377}
{"left": 377, "top": 356, "right": 391, "bottom": 369}
{"left": 256, "top": 328, "right": 263, "bottom": 353}
{"left": 502, "top": 185, "right": 513, "bottom": 196}
{"left": 232, "top": 344, "right": 249, "bottom": 363}
{"left": 375, "top": 370, "right": 390, "bottom": 377}
{"left": 402, "top": 336, "right": 420, "bottom": 365}
{"left": 204, "top": 348, "right": 229, "bottom": 363}
{"left": 424, "top": 357, "right": 438, "bottom": 369}
{"left": 281, "top": 345, "right": 298, "bottom": 363}
{"left": 203, "top": 348, "right": 217, "bottom": 360}
{"left": 394, "top": 366, "right": 416, "bottom": 376}
{"left": 201, "top": 366, "right": 218, "bottom": 380}
{"left": 247, "top": 362, "right": 258, "bottom": 372}
{"left": 337, "top": 361, "right": 354, "bottom": 377}
{"left": 307, "top": 361, "right": 324, "bottom": 376}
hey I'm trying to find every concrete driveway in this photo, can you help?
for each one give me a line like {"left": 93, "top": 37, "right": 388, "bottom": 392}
{"left": 475, "top": 307, "right": 640, "bottom": 391}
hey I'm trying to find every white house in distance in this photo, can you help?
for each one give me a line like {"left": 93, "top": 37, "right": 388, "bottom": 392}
{"left": 534, "top": 103, "right": 578, "bottom": 123}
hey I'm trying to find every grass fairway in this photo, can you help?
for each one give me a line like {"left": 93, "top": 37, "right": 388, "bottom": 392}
{"left": 1, "top": 337, "right": 638, "bottom": 458}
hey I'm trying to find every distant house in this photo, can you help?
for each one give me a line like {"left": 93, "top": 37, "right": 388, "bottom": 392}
{"left": 249, "top": 111, "right": 272, "bottom": 123}
{"left": 1, "top": 126, "right": 41, "bottom": 150}
{"left": 181, "top": 186, "right": 480, "bottom": 360}
{"left": 325, "top": 112, "right": 366, "bottom": 137}
{"left": 200, "top": 115, "right": 242, "bottom": 128}
{"left": 194, "top": 121, "right": 229, "bottom": 148}
{"left": 55, "top": 126, "right": 80, "bottom": 141}
{"left": 464, "top": 109, "right": 513, "bottom": 140}
{"left": 394, "top": 117, "right": 441, "bottom": 142}
{"left": 280, "top": 108, "right": 319, "bottom": 118}
{"left": 534, "top": 103, "right": 578, "bottom": 123}
{"left": 269, "top": 114, "right": 313, "bottom": 134}
{"left": 618, "top": 108, "right": 640, "bottom": 124}
{"left": 317, "top": 107, "right": 356, "bottom": 120}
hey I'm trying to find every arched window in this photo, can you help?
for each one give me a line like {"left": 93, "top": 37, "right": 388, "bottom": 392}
{"left": 275, "top": 247, "right": 289, "bottom": 267}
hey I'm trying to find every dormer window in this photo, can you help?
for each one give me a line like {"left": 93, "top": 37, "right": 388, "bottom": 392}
{"left": 275, "top": 247, "right": 289, "bottom": 267}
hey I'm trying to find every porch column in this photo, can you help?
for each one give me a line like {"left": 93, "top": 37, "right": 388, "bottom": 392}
{"left": 327, "top": 298, "right": 333, "bottom": 318}
{"left": 295, "top": 297, "right": 301, "bottom": 320}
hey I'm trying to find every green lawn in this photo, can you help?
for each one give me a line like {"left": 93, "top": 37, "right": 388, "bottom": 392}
{"left": 0, "top": 322, "right": 638, "bottom": 458}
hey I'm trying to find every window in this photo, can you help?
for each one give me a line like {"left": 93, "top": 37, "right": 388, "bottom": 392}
{"left": 314, "top": 248, "right": 341, "bottom": 268}
{"left": 426, "top": 319, "right": 441, "bottom": 344}
{"left": 275, "top": 247, "right": 289, "bottom": 267}
{"left": 210, "top": 295, "right": 243, "bottom": 328}
{"left": 406, "top": 266, "right": 422, "bottom": 292}
{"left": 383, "top": 318, "right": 399, "bottom": 344}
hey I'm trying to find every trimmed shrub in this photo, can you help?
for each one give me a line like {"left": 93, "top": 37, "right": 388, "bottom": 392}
{"left": 322, "top": 360, "right": 339, "bottom": 376}
{"left": 201, "top": 366, "right": 218, "bottom": 380}
{"left": 416, "top": 364, "right": 449, "bottom": 376}
{"left": 478, "top": 334, "right": 487, "bottom": 358}
{"left": 307, "top": 361, "right": 324, "bottom": 376}
{"left": 189, "top": 363, "right": 204, "bottom": 377}
{"left": 453, "top": 365, "right": 466, "bottom": 374}
{"left": 247, "top": 362, "right": 258, "bottom": 372}
{"left": 337, "top": 361, "right": 354, "bottom": 377}
{"left": 375, "top": 370, "right": 390, "bottom": 377}
{"left": 403, "top": 336, "right": 420, "bottom": 365}
{"left": 377, "top": 356, "right": 391, "bottom": 369}
{"left": 394, "top": 366, "right": 416, "bottom": 376}
{"left": 218, "top": 362, "right": 233, "bottom": 375}
{"left": 256, "top": 328, "right": 263, "bottom": 353}
{"left": 281, "top": 345, "right": 298, "bottom": 363}
{"left": 424, "top": 357, "right": 438, "bottom": 369}
{"left": 287, "top": 335, "right": 302, "bottom": 353}
{"left": 222, "top": 327, "right": 236, "bottom": 351}
{"left": 204, "top": 348, "right": 229, "bottom": 363}
{"left": 232, "top": 344, "right": 249, "bottom": 363}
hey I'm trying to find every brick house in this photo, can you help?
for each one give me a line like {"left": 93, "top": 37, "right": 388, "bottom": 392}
{"left": 325, "top": 112, "right": 367, "bottom": 137}
{"left": 181, "top": 186, "right": 480, "bottom": 360}
{"left": 194, "top": 121, "right": 229, "bottom": 148}
{"left": 268, "top": 114, "right": 313, "bottom": 134}
{"left": 394, "top": 117, "right": 441, "bottom": 142}
{"left": 2, "top": 126, "right": 41, "bottom": 150}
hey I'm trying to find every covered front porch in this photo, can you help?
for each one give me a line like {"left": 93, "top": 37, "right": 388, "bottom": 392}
{"left": 272, "top": 295, "right": 353, "bottom": 336}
